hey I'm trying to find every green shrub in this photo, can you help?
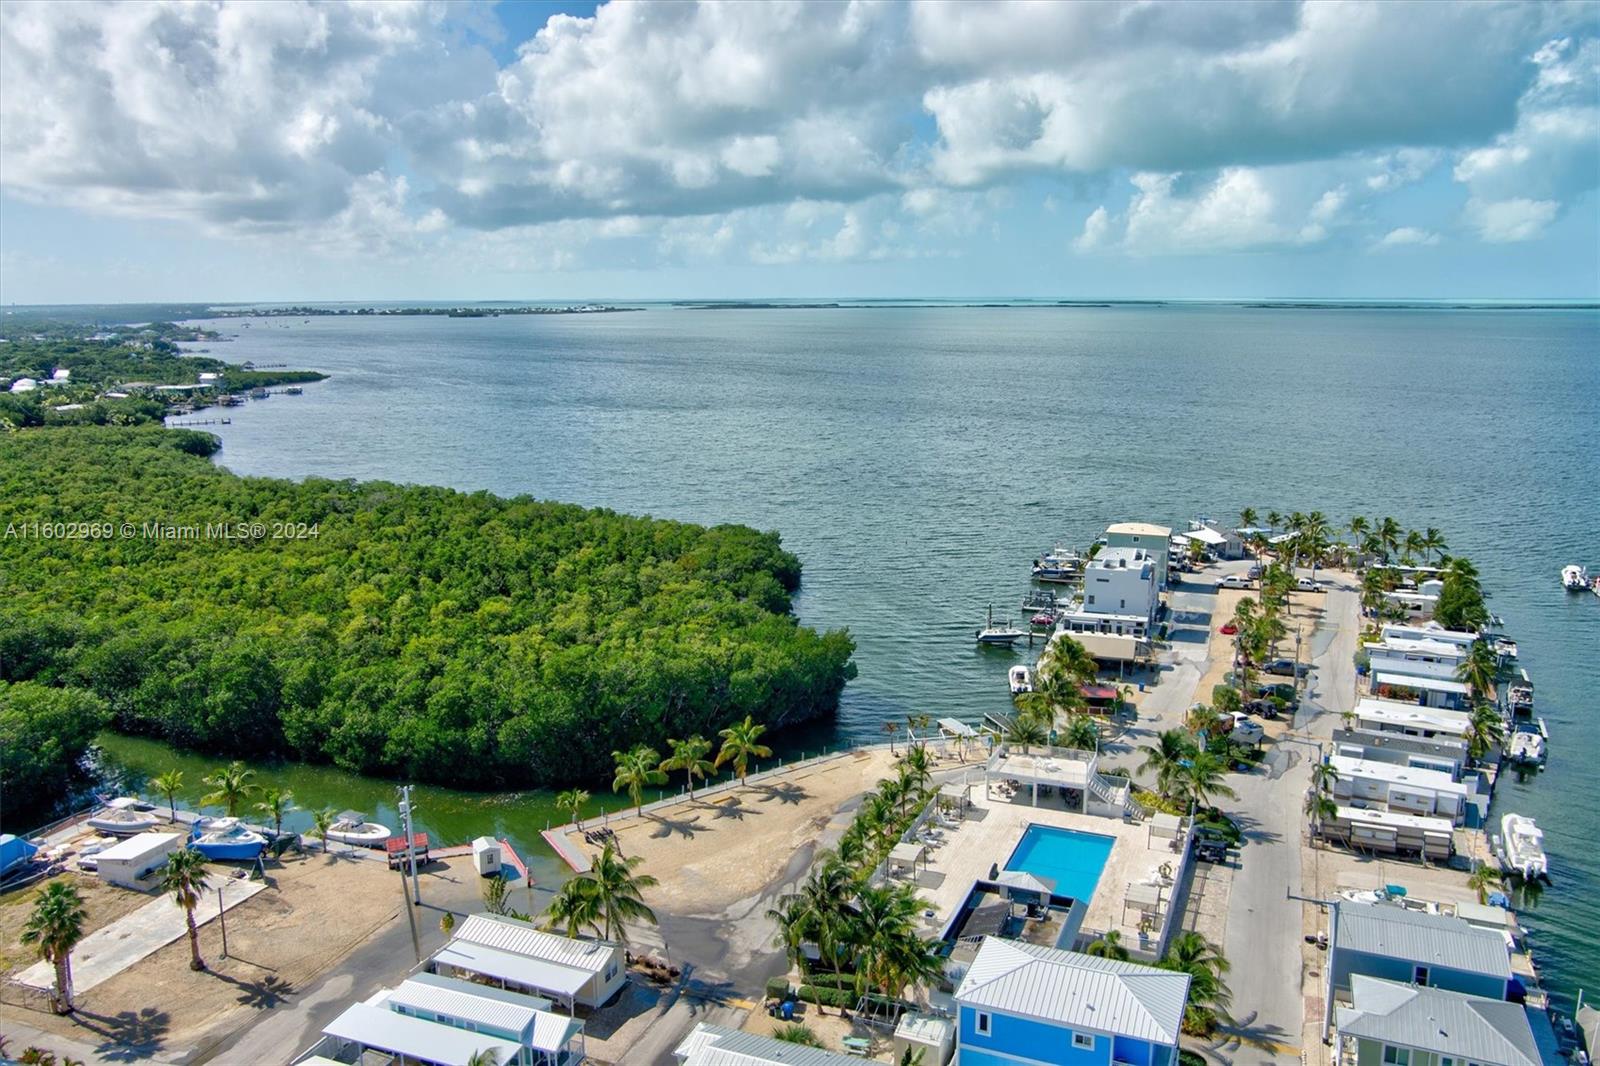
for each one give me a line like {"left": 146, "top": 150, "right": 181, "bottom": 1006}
{"left": 765, "top": 977, "right": 791, "bottom": 1001}
{"left": 797, "top": 985, "right": 856, "bottom": 1009}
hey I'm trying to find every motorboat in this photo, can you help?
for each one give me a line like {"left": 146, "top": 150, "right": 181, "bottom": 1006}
{"left": 1031, "top": 546, "right": 1085, "bottom": 584}
{"left": 190, "top": 817, "right": 267, "bottom": 861}
{"left": 1492, "top": 636, "right": 1518, "bottom": 661}
{"left": 0, "top": 834, "right": 40, "bottom": 880}
{"left": 1561, "top": 564, "right": 1589, "bottom": 590}
{"left": 87, "top": 806, "right": 161, "bottom": 836}
{"left": 975, "top": 606, "right": 1025, "bottom": 646}
{"left": 1507, "top": 729, "right": 1545, "bottom": 766}
{"left": 325, "top": 811, "right": 392, "bottom": 848}
{"left": 1508, "top": 669, "right": 1534, "bottom": 716}
{"left": 1499, "top": 813, "right": 1548, "bottom": 880}
{"left": 1008, "top": 665, "right": 1034, "bottom": 694}
{"left": 1029, "top": 612, "right": 1056, "bottom": 627}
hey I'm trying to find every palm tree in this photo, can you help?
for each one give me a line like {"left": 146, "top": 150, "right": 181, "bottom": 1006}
{"left": 1004, "top": 714, "right": 1048, "bottom": 754}
{"left": 611, "top": 744, "right": 666, "bottom": 816}
{"left": 715, "top": 716, "right": 772, "bottom": 785}
{"left": 1348, "top": 515, "right": 1370, "bottom": 545}
{"left": 1266, "top": 510, "right": 1283, "bottom": 533}
{"left": 556, "top": 788, "right": 590, "bottom": 830}
{"left": 589, "top": 840, "right": 658, "bottom": 944}
{"left": 162, "top": 846, "right": 211, "bottom": 971}
{"left": 1139, "top": 729, "right": 1196, "bottom": 799}
{"left": 1084, "top": 929, "right": 1130, "bottom": 960}
{"left": 1238, "top": 507, "right": 1258, "bottom": 530}
{"left": 1422, "top": 527, "right": 1448, "bottom": 564}
{"left": 20, "top": 881, "right": 88, "bottom": 1014}
{"left": 1060, "top": 715, "right": 1099, "bottom": 752}
{"left": 900, "top": 745, "right": 934, "bottom": 797}
{"left": 1180, "top": 751, "right": 1238, "bottom": 810}
{"left": 465, "top": 1051, "right": 501, "bottom": 1066}
{"left": 151, "top": 770, "right": 184, "bottom": 823}
{"left": 311, "top": 806, "right": 336, "bottom": 853}
{"left": 1457, "top": 642, "right": 1499, "bottom": 701}
{"left": 882, "top": 720, "right": 900, "bottom": 754}
{"left": 1309, "top": 760, "right": 1340, "bottom": 798}
{"left": 1377, "top": 517, "right": 1403, "bottom": 563}
{"left": 1159, "top": 931, "right": 1232, "bottom": 1033}
{"left": 1402, "top": 529, "right": 1425, "bottom": 566}
{"left": 200, "top": 761, "right": 257, "bottom": 817}
{"left": 1465, "top": 705, "right": 1506, "bottom": 761}
{"left": 660, "top": 735, "right": 715, "bottom": 799}
{"left": 1467, "top": 862, "right": 1503, "bottom": 904}
{"left": 253, "top": 787, "right": 295, "bottom": 838}
{"left": 1304, "top": 789, "right": 1338, "bottom": 839}
{"left": 543, "top": 877, "right": 604, "bottom": 938}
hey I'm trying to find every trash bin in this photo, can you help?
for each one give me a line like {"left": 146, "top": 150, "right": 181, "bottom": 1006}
{"left": 781, "top": 1000, "right": 795, "bottom": 1021}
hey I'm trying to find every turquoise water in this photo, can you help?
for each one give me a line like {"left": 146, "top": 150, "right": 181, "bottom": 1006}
{"left": 1003, "top": 825, "right": 1116, "bottom": 903}
{"left": 68, "top": 302, "right": 1595, "bottom": 1006}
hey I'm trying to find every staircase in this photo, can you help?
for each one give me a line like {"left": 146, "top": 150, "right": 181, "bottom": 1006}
{"left": 1089, "top": 773, "right": 1148, "bottom": 820}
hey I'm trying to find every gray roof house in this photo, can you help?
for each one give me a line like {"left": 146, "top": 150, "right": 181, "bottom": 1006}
{"left": 1329, "top": 902, "right": 1512, "bottom": 1005}
{"left": 1334, "top": 975, "right": 1548, "bottom": 1066}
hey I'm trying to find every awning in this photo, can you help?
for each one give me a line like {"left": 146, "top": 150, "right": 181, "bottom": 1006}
{"left": 1185, "top": 526, "right": 1228, "bottom": 546}
{"left": 937, "top": 717, "right": 978, "bottom": 737}
{"left": 993, "top": 870, "right": 1056, "bottom": 896}
{"left": 322, "top": 1002, "right": 522, "bottom": 1066}
{"left": 1149, "top": 813, "right": 1183, "bottom": 838}
{"left": 1373, "top": 672, "right": 1469, "bottom": 695}
{"left": 1124, "top": 883, "right": 1164, "bottom": 912}
{"left": 938, "top": 782, "right": 970, "bottom": 799}
{"left": 889, "top": 842, "right": 925, "bottom": 867}
{"left": 531, "top": 1012, "right": 584, "bottom": 1053}
{"left": 431, "top": 941, "right": 591, "bottom": 998}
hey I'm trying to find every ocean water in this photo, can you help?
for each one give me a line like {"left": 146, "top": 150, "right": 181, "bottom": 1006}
{"left": 121, "top": 304, "right": 1598, "bottom": 1001}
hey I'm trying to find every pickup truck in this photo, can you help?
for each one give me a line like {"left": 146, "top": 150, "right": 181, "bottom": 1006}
{"left": 1217, "top": 574, "right": 1254, "bottom": 589}
{"left": 1296, "top": 577, "right": 1327, "bottom": 592}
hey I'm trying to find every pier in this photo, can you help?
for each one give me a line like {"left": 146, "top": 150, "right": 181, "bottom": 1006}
{"left": 167, "top": 417, "right": 231, "bottom": 426}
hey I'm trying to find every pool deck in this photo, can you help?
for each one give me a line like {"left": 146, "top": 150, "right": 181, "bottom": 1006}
{"left": 912, "top": 781, "right": 1184, "bottom": 951}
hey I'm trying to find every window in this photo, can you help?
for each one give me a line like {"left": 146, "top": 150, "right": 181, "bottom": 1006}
{"left": 1087, "top": 595, "right": 1096, "bottom": 605}
{"left": 1382, "top": 1046, "right": 1411, "bottom": 1066}
{"left": 1441, "top": 1059, "right": 1454, "bottom": 1066}
{"left": 1413, "top": 965, "right": 1430, "bottom": 986}
{"left": 606, "top": 963, "right": 618, "bottom": 981}
{"left": 975, "top": 1012, "right": 991, "bottom": 1035}
{"left": 1073, "top": 1033, "right": 1095, "bottom": 1050}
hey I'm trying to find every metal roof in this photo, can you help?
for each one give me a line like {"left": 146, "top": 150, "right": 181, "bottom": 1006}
{"left": 454, "top": 913, "right": 619, "bottom": 975}
{"left": 1334, "top": 903, "right": 1511, "bottom": 980}
{"left": 94, "top": 832, "right": 182, "bottom": 862}
{"left": 386, "top": 976, "right": 543, "bottom": 1039}
{"left": 1371, "top": 673, "right": 1470, "bottom": 695}
{"left": 953, "top": 937, "right": 1189, "bottom": 1044}
{"left": 675, "top": 1023, "right": 863, "bottom": 1066}
{"left": 405, "top": 971, "right": 553, "bottom": 1013}
{"left": 1105, "top": 522, "right": 1172, "bottom": 537}
{"left": 431, "top": 940, "right": 592, "bottom": 997}
{"left": 322, "top": 1001, "right": 523, "bottom": 1066}
{"left": 1355, "top": 700, "right": 1471, "bottom": 734}
{"left": 1335, "top": 976, "right": 1540, "bottom": 1066}
{"left": 531, "top": 1011, "right": 584, "bottom": 1053}
{"left": 1329, "top": 756, "right": 1469, "bottom": 795}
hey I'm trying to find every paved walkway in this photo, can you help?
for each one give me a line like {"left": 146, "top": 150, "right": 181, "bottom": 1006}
{"left": 17, "top": 878, "right": 267, "bottom": 994}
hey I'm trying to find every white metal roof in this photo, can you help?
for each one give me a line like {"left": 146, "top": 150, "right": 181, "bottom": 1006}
{"left": 989, "top": 750, "right": 1094, "bottom": 787}
{"left": 938, "top": 718, "right": 979, "bottom": 737}
{"left": 1183, "top": 526, "right": 1227, "bottom": 546}
{"left": 1330, "top": 756, "right": 1468, "bottom": 796}
{"left": 1334, "top": 806, "right": 1455, "bottom": 834}
{"left": 322, "top": 1001, "right": 523, "bottom": 1066}
{"left": 1380, "top": 622, "right": 1478, "bottom": 645}
{"left": 1372, "top": 672, "right": 1470, "bottom": 695}
{"left": 405, "top": 971, "right": 553, "bottom": 1012}
{"left": 1105, "top": 522, "right": 1172, "bottom": 537}
{"left": 1368, "top": 637, "right": 1468, "bottom": 658}
{"left": 386, "top": 976, "right": 543, "bottom": 1039}
{"left": 1334, "top": 902, "right": 1511, "bottom": 979}
{"left": 454, "top": 913, "right": 618, "bottom": 975}
{"left": 1336, "top": 975, "right": 1539, "bottom": 1066}
{"left": 675, "top": 1023, "right": 864, "bottom": 1066}
{"left": 95, "top": 832, "right": 182, "bottom": 862}
{"left": 531, "top": 1010, "right": 584, "bottom": 1053}
{"left": 953, "top": 937, "right": 1189, "bottom": 1044}
{"left": 431, "top": 940, "right": 592, "bottom": 997}
{"left": 993, "top": 870, "right": 1057, "bottom": 895}
{"left": 1355, "top": 700, "right": 1471, "bottom": 735}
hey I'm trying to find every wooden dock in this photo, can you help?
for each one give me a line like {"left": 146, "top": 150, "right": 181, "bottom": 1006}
{"left": 167, "top": 418, "right": 231, "bottom": 426}
{"left": 542, "top": 827, "right": 593, "bottom": 874}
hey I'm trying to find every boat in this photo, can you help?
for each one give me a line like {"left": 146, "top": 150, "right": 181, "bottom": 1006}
{"left": 1029, "top": 612, "right": 1056, "bottom": 627}
{"left": 1508, "top": 669, "right": 1534, "bottom": 716}
{"left": 1, "top": 834, "right": 40, "bottom": 880}
{"left": 1507, "top": 729, "right": 1545, "bottom": 766}
{"left": 248, "top": 386, "right": 270, "bottom": 399}
{"left": 1031, "top": 546, "right": 1086, "bottom": 584}
{"left": 325, "top": 811, "right": 392, "bottom": 848}
{"left": 1492, "top": 635, "right": 1518, "bottom": 661}
{"left": 975, "top": 606, "right": 1025, "bottom": 646}
{"left": 189, "top": 818, "right": 267, "bottom": 860}
{"left": 1561, "top": 564, "right": 1589, "bottom": 590}
{"left": 284, "top": 385, "right": 303, "bottom": 395}
{"left": 1008, "top": 665, "right": 1034, "bottom": 694}
{"left": 1499, "top": 813, "right": 1548, "bottom": 880}
{"left": 86, "top": 806, "right": 161, "bottom": 836}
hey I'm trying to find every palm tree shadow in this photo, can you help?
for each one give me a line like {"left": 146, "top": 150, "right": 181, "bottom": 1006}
{"left": 711, "top": 802, "right": 752, "bottom": 821}
{"left": 751, "top": 782, "right": 808, "bottom": 806}
{"left": 220, "top": 971, "right": 296, "bottom": 1009}
{"left": 647, "top": 812, "right": 706, "bottom": 840}
{"left": 71, "top": 1006, "right": 170, "bottom": 1062}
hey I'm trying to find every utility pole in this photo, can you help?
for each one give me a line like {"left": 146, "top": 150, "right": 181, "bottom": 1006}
{"left": 400, "top": 861, "right": 421, "bottom": 961}
{"left": 217, "top": 887, "right": 228, "bottom": 959}
{"left": 399, "top": 786, "right": 421, "bottom": 905}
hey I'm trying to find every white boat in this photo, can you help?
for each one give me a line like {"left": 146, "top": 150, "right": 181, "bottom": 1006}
{"left": 1562, "top": 564, "right": 1589, "bottom": 590}
{"left": 975, "top": 606, "right": 1025, "bottom": 646}
{"left": 325, "top": 811, "right": 392, "bottom": 848}
{"left": 1031, "top": 546, "right": 1085, "bottom": 584}
{"left": 1507, "top": 730, "right": 1545, "bottom": 765}
{"left": 1492, "top": 636, "right": 1518, "bottom": 661}
{"left": 86, "top": 807, "right": 161, "bottom": 836}
{"left": 1508, "top": 669, "right": 1534, "bottom": 716}
{"left": 190, "top": 818, "right": 268, "bottom": 860}
{"left": 1499, "top": 813, "right": 1548, "bottom": 880}
{"left": 1008, "top": 665, "right": 1034, "bottom": 694}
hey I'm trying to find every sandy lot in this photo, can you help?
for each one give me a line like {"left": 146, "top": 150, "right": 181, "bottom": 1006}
{"left": 561, "top": 748, "right": 900, "bottom": 915}
{"left": 0, "top": 872, "right": 153, "bottom": 976}
{"left": 0, "top": 849, "right": 468, "bottom": 1059}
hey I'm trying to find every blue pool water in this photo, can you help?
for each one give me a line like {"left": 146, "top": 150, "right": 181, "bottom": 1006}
{"left": 1004, "top": 825, "right": 1116, "bottom": 902}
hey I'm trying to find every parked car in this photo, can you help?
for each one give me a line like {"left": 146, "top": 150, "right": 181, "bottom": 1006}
{"left": 1296, "top": 577, "right": 1327, "bottom": 592}
{"left": 1217, "top": 574, "right": 1253, "bottom": 589}
{"left": 1263, "top": 658, "right": 1311, "bottom": 677}
{"left": 1228, "top": 713, "right": 1264, "bottom": 744}
{"left": 1244, "top": 698, "right": 1280, "bottom": 719}
{"left": 1219, "top": 621, "right": 1239, "bottom": 635}
{"left": 1194, "top": 839, "right": 1230, "bottom": 863}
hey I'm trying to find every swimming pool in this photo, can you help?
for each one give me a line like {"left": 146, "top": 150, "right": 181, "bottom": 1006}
{"left": 1004, "top": 825, "right": 1116, "bottom": 903}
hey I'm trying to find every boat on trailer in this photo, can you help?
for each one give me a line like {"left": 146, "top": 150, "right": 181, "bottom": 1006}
{"left": 325, "top": 811, "right": 392, "bottom": 848}
{"left": 189, "top": 818, "right": 268, "bottom": 860}
{"left": 1499, "top": 813, "right": 1548, "bottom": 880}
{"left": 87, "top": 802, "right": 161, "bottom": 836}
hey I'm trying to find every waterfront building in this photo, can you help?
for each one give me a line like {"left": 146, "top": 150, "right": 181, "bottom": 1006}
{"left": 1364, "top": 636, "right": 1471, "bottom": 688}
{"left": 1334, "top": 976, "right": 1544, "bottom": 1066}
{"left": 1352, "top": 699, "right": 1473, "bottom": 742}
{"left": 303, "top": 1001, "right": 524, "bottom": 1066}
{"left": 1103, "top": 523, "right": 1172, "bottom": 587}
{"left": 1382, "top": 580, "right": 1444, "bottom": 620}
{"left": 952, "top": 937, "right": 1189, "bottom": 1066}
{"left": 675, "top": 1023, "right": 862, "bottom": 1066}
{"left": 1054, "top": 547, "right": 1160, "bottom": 663}
{"left": 1327, "top": 755, "right": 1479, "bottom": 826}
{"left": 1327, "top": 903, "right": 1513, "bottom": 1009}
{"left": 430, "top": 913, "right": 626, "bottom": 1011}
{"left": 1331, "top": 727, "right": 1470, "bottom": 779}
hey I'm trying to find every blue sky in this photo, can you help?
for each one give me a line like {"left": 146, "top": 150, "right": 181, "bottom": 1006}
{"left": 1, "top": 1, "right": 1596, "bottom": 303}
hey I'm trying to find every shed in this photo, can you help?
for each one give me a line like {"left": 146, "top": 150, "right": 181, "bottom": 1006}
{"left": 893, "top": 1012, "right": 955, "bottom": 1066}
{"left": 96, "top": 832, "right": 182, "bottom": 888}
{"left": 473, "top": 836, "right": 503, "bottom": 877}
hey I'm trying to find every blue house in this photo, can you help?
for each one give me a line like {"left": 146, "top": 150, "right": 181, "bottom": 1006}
{"left": 953, "top": 937, "right": 1190, "bottom": 1066}
{"left": 1327, "top": 902, "right": 1513, "bottom": 1024}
